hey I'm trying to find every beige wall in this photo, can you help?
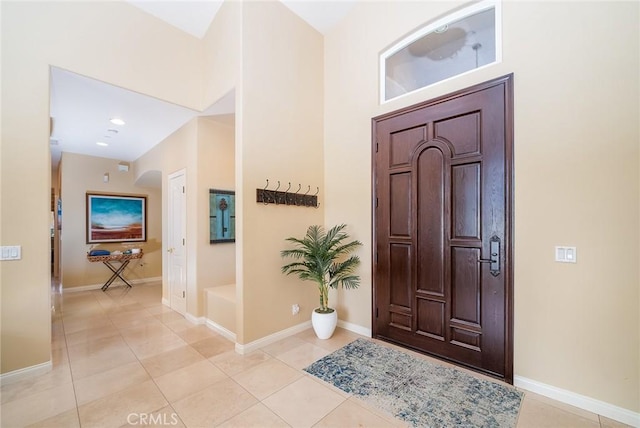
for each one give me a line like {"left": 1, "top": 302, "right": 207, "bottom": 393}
{"left": 197, "top": 116, "right": 236, "bottom": 315}
{"left": 324, "top": 0, "right": 639, "bottom": 412}
{"left": 238, "top": 1, "right": 324, "bottom": 343}
{"left": 0, "top": 0, "right": 202, "bottom": 373}
{"left": 202, "top": 1, "right": 241, "bottom": 109}
{"left": 59, "top": 153, "right": 162, "bottom": 288}
{"left": 135, "top": 119, "right": 195, "bottom": 306}
{"left": 134, "top": 115, "right": 237, "bottom": 318}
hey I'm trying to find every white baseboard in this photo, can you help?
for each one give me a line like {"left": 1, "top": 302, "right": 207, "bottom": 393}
{"left": 514, "top": 376, "right": 640, "bottom": 427}
{"left": 205, "top": 318, "right": 237, "bottom": 342}
{"left": 0, "top": 360, "right": 52, "bottom": 385}
{"left": 185, "top": 313, "right": 205, "bottom": 325}
{"left": 235, "top": 320, "right": 312, "bottom": 355}
{"left": 64, "top": 276, "right": 162, "bottom": 293}
{"left": 162, "top": 298, "right": 170, "bottom": 307}
{"left": 337, "top": 319, "right": 372, "bottom": 337}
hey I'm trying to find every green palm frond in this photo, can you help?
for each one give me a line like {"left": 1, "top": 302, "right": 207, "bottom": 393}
{"left": 281, "top": 224, "right": 362, "bottom": 311}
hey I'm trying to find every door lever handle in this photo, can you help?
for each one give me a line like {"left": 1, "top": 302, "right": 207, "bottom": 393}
{"left": 477, "top": 235, "right": 501, "bottom": 277}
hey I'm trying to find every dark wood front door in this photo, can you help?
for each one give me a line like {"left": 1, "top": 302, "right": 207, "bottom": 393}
{"left": 372, "top": 75, "right": 514, "bottom": 382}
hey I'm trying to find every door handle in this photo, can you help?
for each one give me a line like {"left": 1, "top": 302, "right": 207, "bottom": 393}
{"left": 478, "top": 235, "right": 500, "bottom": 277}
{"left": 167, "top": 248, "right": 174, "bottom": 254}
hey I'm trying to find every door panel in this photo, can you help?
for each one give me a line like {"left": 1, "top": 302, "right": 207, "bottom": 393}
{"left": 168, "top": 171, "right": 187, "bottom": 315}
{"left": 373, "top": 75, "right": 513, "bottom": 382}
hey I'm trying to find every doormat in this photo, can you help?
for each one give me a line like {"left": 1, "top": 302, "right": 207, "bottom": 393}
{"left": 303, "top": 338, "right": 523, "bottom": 427}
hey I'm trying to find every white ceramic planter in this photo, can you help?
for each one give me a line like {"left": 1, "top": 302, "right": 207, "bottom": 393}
{"left": 311, "top": 308, "right": 338, "bottom": 339}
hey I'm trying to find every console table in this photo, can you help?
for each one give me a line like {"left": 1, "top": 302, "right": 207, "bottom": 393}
{"left": 87, "top": 252, "right": 143, "bottom": 291}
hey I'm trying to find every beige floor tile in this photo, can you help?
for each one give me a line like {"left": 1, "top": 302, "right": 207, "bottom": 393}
{"left": 126, "top": 331, "right": 187, "bottom": 359}
{"left": 78, "top": 380, "right": 168, "bottom": 428}
{"left": 276, "top": 342, "right": 331, "bottom": 370}
{"left": 304, "top": 373, "right": 351, "bottom": 399}
{"left": 218, "top": 403, "right": 289, "bottom": 427}
{"left": 232, "top": 358, "right": 303, "bottom": 400}
{"left": 102, "top": 302, "right": 148, "bottom": 315}
{"left": 314, "top": 398, "right": 398, "bottom": 427}
{"left": 1, "top": 362, "right": 72, "bottom": 404}
{"left": 172, "top": 378, "right": 258, "bottom": 427}
{"left": 68, "top": 338, "right": 138, "bottom": 380}
{"left": 119, "top": 322, "right": 176, "bottom": 344}
{"left": 175, "top": 325, "right": 220, "bottom": 344}
{"left": 346, "top": 396, "right": 410, "bottom": 427}
{"left": 140, "top": 345, "right": 206, "bottom": 378}
{"left": 210, "top": 349, "right": 272, "bottom": 376}
{"left": 520, "top": 391, "right": 600, "bottom": 422}
{"left": 28, "top": 282, "right": 625, "bottom": 428}
{"left": 516, "top": 395, "right": 600, "bottom": 427}
{"left": 600, "top": 415, "right": 633, "bottom": 427}
{"left": 190, "top": 335, "right": 235, "bottom": 358}
{"left": 0, "top": 382, "right": 77, "bottom": 427}
{"left": 74, "top": 361, "right": 151, "bottom": 405}
{"left": 119, "top": 405, "right": 185, "bottom": 427}
{"left": 164, "top": 318, "right": 197, "bottom": 333}
{"left": 295, "top": 327, "right": 361, "bottom": 352}
{"left": 26, "top": 408, "right": 80, "bottom": 428}
{"left": 111, "top": 312, "right": 163, "bottom": 331}
{"left": 145, "top": 305, "right": 175, "bottom": 316}
{"left": 261, "top": 336, "right": 307, "bottom": 357}
{"left": 262, "top": 376, "right": 346, "bottom": 427}
{"left": 63, "top": 314, "right": 113, "bottom": 335}
{"left": 154, "top": 359, "right": 228, "bottom": 402}
{"left": 65, "top": 323, "right": 121, "bottom": 347}
{"left": 153, "top": 311, "right": 186, "bottom": 323}
{"left": 66, "top": 334, "right": 130, "bottom": 361}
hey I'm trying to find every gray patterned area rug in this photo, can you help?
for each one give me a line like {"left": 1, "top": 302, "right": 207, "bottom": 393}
{"left": 304, "top": 338, "right": 523, "bottom": 427}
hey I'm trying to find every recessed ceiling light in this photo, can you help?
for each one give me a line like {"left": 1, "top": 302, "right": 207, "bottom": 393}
{"left": 96, "top": 141, "right": 109, "bottom": 147}
{"left": 110, "top": 118, "right": 125, "bottom": 126}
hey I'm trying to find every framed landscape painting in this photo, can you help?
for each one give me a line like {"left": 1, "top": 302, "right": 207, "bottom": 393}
{"left": 86, "top": 193, "right": 147, "bottom": 243}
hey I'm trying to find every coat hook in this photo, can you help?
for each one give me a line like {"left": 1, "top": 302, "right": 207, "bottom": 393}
{"left": 274, "top": 181, "right": 281, "bottom": 204}
{"left": 313, "top": 187, "right": 319, "bottom": 196}
{"left": 294, "top": 184, "right": 302, "bottom": 205}
{"left": 284, "top": 182, "right": 292, "bottom": 205}
{"left": 263, "top": 179, "right": 270, "bottom": 205}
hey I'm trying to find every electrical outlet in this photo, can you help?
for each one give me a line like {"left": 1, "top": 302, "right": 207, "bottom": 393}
{"left": 292, "top": 304, "right": 300, "bottom": 315}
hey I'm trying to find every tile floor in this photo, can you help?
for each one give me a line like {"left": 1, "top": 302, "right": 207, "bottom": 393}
{"left": 0, "top": 281, "right": 630, "bottom": 427}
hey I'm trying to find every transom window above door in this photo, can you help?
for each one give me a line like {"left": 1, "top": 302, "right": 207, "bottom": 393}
{"left": 380, "top": 1, "right": 501, "bottom": 103}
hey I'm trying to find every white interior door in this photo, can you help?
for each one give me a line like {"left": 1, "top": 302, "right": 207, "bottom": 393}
{"left": 168, "top": 170, "right": 187, "bottom": 315}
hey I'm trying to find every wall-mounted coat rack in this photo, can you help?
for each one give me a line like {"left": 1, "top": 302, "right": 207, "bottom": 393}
{"left": 256, "top": 180, "right": 319, "bottom": 208}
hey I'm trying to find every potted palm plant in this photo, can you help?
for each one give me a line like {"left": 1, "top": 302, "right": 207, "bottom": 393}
{"left": 281, "top": 224, "right": 362, "bottom": 339}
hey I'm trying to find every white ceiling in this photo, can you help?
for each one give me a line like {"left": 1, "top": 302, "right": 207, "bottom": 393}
{"left": 50, "top": 1, "right": 355, "bottom": 167}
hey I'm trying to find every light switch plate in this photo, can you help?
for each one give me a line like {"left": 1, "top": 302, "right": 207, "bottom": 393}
{"left": 0, "top": 245, "right": 22, "bottom": 261}
{"left": 555, "top": 246, "right": 576, "bottom": 263}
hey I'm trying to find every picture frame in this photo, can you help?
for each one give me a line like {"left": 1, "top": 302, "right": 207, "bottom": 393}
{"left": 209, "top": 189, "right": 235, "bottom": 243}
{"left": 86, "top": 193, "right": 147, "bottom": 244}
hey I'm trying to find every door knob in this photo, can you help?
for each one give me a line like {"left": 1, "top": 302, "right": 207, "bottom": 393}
{"left": 478, "top": 235, "right": 500, "bottom": 277}
{"left": 167, "top": 248, "right": 174, "bottom": 253}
